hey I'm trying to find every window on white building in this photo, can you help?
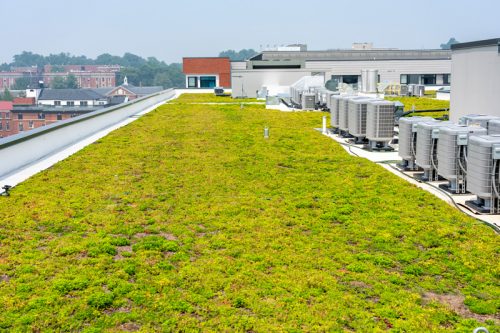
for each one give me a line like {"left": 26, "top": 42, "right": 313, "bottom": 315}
{"left": 187, "top": 76, "right": 198, "bottom": 88}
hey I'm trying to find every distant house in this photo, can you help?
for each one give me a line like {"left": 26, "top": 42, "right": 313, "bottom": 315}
{"left": 92, "top": 77, "right": 163, "bottom": 100}
{"left": 38, "top": 89, "right": 108, "bottom": 107}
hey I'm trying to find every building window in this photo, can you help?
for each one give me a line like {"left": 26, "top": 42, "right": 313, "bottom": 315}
{"left": 342, "top": 75, "right": 359, "bottom": 85}
{"left": 80, "top": 101, "right": 88, "bottom": 107}
{"left": 18, "top": 114, "right": 23, "bottom": 120}
{"left": 19, "top": 123, "right": 24, "bottom": 131}
{"left": 57, "top": 113, "right": 62, "bottom": 121}
{"left": 187, "top": 76, "right": 198, "bottom": 88}
{"left": 401, "top": 74, "right": 421, "bottom": 85}
{"left": 199, "top": 76, "right": 217, "bottom": 88}
{"left": 0, "top": 113, "right": 2, "bottom": 119}
{"left": 6, "top": 121, "right": 9, "bottom": 131}
{"left": 67, "top": 101, "right": 75, "bottom": 106}
{"left": 0, "top": 122, "right": 2, "bottom": 131}
{"left": 38, "top": 113, "right": 45, "bottom": 120}
{"left": 6, "top": 112, "right": 10, "bottom": 119}
{"left": 28, "top": 120, "right": 34, "bottom": 129}
{"left": 54, "top": 101, "right": 61, "bottom": 106}
{"left": 422, "top": 74, "right": 436, "bottom": 85}
{"left": 443, "top": 74, "right": 451, "bottom": 85}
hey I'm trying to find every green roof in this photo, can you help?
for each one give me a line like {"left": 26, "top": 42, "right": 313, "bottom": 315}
{"left": 0, "top": 94, "right": 497, "bottom": 331}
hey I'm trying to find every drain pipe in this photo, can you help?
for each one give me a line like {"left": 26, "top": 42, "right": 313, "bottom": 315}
{"left": 473, "top": 328, "right": 489, "bottom": 333}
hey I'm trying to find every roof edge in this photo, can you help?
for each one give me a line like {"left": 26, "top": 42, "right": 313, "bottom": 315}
{"left": 451, "top": 38, "right": 500, "bottom": 50}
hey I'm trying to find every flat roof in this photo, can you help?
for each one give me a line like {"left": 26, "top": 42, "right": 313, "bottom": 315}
{"left": 250, "top": 49, "right": 451, "bottom": 61}
{"left": 451, "top": 38, "right": 500, "bottom": 50}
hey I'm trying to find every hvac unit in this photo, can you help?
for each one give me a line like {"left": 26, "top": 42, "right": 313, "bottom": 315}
{"left": 486, "top": 119, "right": 500, "bottom": 135}
{"left": 399, "top": 85, "right": 409, "bottom": 96}
{"left": 338, "top": 96, "right": 365, "bottom": 136}
{"left": 330, "top": 95, "right": 345, "bottom": 130}
{"left": 398, "top": 116, "right": 434, "bottom": 169}
{"left": 414, "top": 85, "right": 425, "bottom": 97}
{"left": 458, "top": 114, "right": 500, "bottom": 133}
{"left": 348, "top": 98, "right": 374, "bottom": 143}
{"left": 301, "top": 93, "right": 316, "bottom": 110}
{"left": 415, "top": 120, "right": 452, "bottom": 181}
{"left": 366, "top": 100, "right": 395, "bottom": 149}
{"left": 466, "top": 135, "right": 500, "bottom": 214}
{"left": 437, "top": 125, "right": 487, "bottom": 194}
{"left": 325, "top": 91, "right": 337, "bottom": 110}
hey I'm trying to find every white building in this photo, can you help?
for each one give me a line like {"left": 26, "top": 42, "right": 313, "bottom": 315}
{"left": 449, "top": 38, "right": 500, "bottom": 122}
{"left": 232, "top": 48, "right": 451, "bottom": 98}
{"left": 38, "top": 89, "right": 108, "bottom": 107}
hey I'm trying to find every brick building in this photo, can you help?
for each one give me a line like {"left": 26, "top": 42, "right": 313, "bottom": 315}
{"left": 182, "top": 57, "right": 231, "bottom": 88}
{"left": 0, "top": 65, "right": 120, "bottom": 90}
{"left": 0, "top": 101, "right": 13, "bottom": 137}
{"left": 43, "top": 65, "right": 120, "bottom": 89}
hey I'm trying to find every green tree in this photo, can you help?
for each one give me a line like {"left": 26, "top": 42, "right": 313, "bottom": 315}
{"left": 51, "top": 75, "right": 79, "bottom": 89}
{"left": 153, "top": 72, "right": 173, "bottom": 88}
{"left": 13, "top": 77, "right": 32, "bottom": 90}
{"left": 66, "top": 74, "right": 79, "bottom": 89}
{"left": 440, "top": 38, "right": 460, "bottom": 50}
{"left": 219, "top": 49, "right": 258, "bottom": 61}
{"left": 1, "top": 88, "right": 13, "bottom": 101}
{"left": 51, "top": 76, "right": 68, "bottom": 89}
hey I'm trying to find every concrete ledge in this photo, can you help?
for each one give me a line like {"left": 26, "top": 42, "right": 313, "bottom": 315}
{"left": 0, "top": 89, "right": 175, "bottom": 179}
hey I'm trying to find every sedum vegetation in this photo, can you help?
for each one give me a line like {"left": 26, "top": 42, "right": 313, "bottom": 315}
{"left": 0, "top": 95, "right": 498, "bottom": 332}
{"left": 173, "top": 93, "right": 260, "bottom": 104}
{"left": 385, "top": 96, "right": 450, "bottom": 119}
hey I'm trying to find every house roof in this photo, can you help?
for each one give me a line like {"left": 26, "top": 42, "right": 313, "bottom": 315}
{"left": 38, "top": 89, "right": 106, "bottom": 101}
{"left": 109, "top": 95, "right": 128, "bottom": 105}
{"left": 126, "top": 85, "right": 163, "bottom": 95}
{"left": 13, "top": 97, "right": 36, "bottom": 106}
{"left": 91, "top": 85, "right": 163, "bottom": 97}
{"left": 0, "top": 101, "right": 13, "bottom": 111}
{"left": 91, "top": 87, "right": 114, "bottom": 95}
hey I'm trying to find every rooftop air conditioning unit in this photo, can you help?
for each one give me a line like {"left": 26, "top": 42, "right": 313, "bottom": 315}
{"left": 486, "top": 119, "right": 500, "bottom": 135}
{"left": 325, "top": 91, "right": 337, "bottom": 110}
{"left": 399, "top": 84, "right": 409, "bottom": 96}
{"left": 437, "top": 125, "right": 487, "bottom": 194}
{"left": 466, "top": 135, "right": 500, "bottom": 214}
{"left": 330, "top": 94, "right": 345, "bottom": 132}
{"left": 302, "top": 92, "right": 316, "bottom": 110}
{"left": 348, "top": 98, "right": 375, "bottom": 143}
{"left": 338, "top": 96, "right": 365, "bottom": 136}
{"left": 398, "top": 116, "right": 434, "bottom": 170}
{"left": 415, "top": 120, "right": 452, "bottom": 181}
{"left": 366, "top": 100, "right": 396, "bottom": 150}
{"left": 458, "top": 114, "right": 500, "bottom": 133}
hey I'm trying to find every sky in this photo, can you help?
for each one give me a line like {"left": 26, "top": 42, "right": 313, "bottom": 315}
{"left": 1, "top": 0, "right": 499, "bottom": 64}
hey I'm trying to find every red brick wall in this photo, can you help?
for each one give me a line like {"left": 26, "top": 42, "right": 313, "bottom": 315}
{"left": 183, "top": 58, "right": 231, "bottom": 88}
{"left": 0, "top": 112, "right": 86, "bottom": 138}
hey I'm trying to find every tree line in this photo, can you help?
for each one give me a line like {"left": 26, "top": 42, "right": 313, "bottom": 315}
{"left": 0, "top": 52, "right": 185, "bottom": 89}
{"left": 0, "top": 49, "right": 258, "bottom": 91}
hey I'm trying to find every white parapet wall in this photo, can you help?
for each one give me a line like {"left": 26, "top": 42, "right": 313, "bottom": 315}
{"left": 0, "top": 89, "right": 176, "bottom": 180}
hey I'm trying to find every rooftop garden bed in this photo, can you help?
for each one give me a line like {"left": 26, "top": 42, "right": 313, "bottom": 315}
{"left": 0, "top": 95, "right": 497, "bottom": 331}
